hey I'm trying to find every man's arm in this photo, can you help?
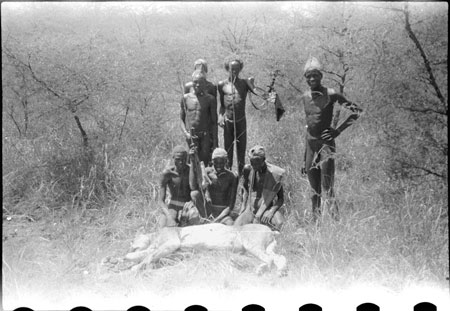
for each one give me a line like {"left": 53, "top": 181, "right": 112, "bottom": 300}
{"left": 218, "top": 81, "right": 226, "bottom": 127}
{"left": 209, "top": 96, "right": 218, "bottom": 148}
{"left": 261, "top": 185, "right": 284, "bottom": 224}
{"left": 228, "top": 172, "right": 239, "bottom": 211}
{"left": 321, "top": 93, "right": 362, "bottom": 141}
{"left": 334, "top": 93, "right": 362, "bottom": 134}
{"left": 239, "top": 169, "right": 250, "bottom": 214}
{"left": 214, "top": 207, "right": 230, "bottom": 223}
{"left": 271, "top": 185, "right": 285, "bottom": 212}
{"left": 254, "top": 201, "right": 268, "bottom": 222}
{"left": 188, "top": 148, "right": 198, "bottom": 191}
{"left": 208, "top": 81, "right": 218, "bottom": 99}
{"left": 180, "top": 95, "right": 190, "bottom": 140}
{"left": 158, "top": 170, "right": 173, "bottom": 218}
{"left": 203, "top": 166, "right": 213, "bottom": 205}
{"left": 245, "top": 76, "right": 257, "bottom": 94}
{"left": 184, "top": 82, "right": 192, "bottom": 94}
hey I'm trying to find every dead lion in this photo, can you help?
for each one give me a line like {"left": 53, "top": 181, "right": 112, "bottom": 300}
{"left": 125, "top": 223, "right": 287, "bottom": 276}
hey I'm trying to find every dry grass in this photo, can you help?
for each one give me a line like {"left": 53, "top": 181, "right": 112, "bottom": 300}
{"left": 2, "top": 196, "right": 448, "bottom": 310}
{"left": 2, "top": 60, "right": 448, "bottom": 311}
{"left": 3, "top": 115, "right": 448, "bottom": 310}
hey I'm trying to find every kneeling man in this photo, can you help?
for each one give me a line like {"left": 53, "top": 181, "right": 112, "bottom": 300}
{"left": 234, "top": 145, "right": 286, "bottom": 230}
{"left": 158, "top": 145, "right": 200, "bottom": 227}
{"left": 204, "top": 148, "right": 238, "bottom": 225}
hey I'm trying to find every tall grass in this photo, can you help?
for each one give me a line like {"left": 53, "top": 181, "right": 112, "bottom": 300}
{"left": 2, "top": 71, "right": 448, "bottom": 311}
{"left": 244, "top": 104, "right": 448, "bottom": 289}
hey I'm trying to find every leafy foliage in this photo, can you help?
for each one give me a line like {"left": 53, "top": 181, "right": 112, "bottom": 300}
{"left": 1, "top": 2, "right": 447, "bottom": 216}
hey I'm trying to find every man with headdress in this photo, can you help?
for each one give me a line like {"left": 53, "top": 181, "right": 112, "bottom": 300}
{"left": 184, "top": 59, "right": 218, "bottom": 99}
{"left": 300, "top": 56, "right": 362, "bottom": 222}
{"left": 179, "top": 147, "right": 238, "bottom": 226}
{"left": 203, "top": 147, "right": 238, "bottom": 225}
{"left": 218, "top": 57, "right": 257, "bottom": 175}
{"left": 158, "top": 145, "right": 196, "bottom": 227}
{"left": 184, "top": 59, "right": 218, "bottom": 161}
{"left": 180, "top": 70, "right": 218, "bottom": 166}
{"left": 234, "top": 145, "right": 286, "bottom": 231}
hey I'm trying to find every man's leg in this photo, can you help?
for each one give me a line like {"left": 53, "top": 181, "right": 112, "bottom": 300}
{"left": 190, "top": 190, "right": 208, "bottom": 219}
{"left": 305, "top": 139, "right": 322, "bottom": 222}
{"left": 198, "top": 134, "right": 212, "bottom": 166}
{"left": 269, "top": 210, "right": 285, "bottom": 231}
{"left": 234, "top": 207, "right": 254, "bottom": 226}
{"left": 321, "top": 142, "right": 339, "bottom": 220}
{"left": 224, "top": 120, "right": 235, "bottom": 170}
{"left": 220, "top": 216, "right": 234, "bottom": 225}
{"left": 235, "top": 118, "right": 247, "bottom": 175}
{"left": 158, "top": 208, "right": 179, "bottom": 228}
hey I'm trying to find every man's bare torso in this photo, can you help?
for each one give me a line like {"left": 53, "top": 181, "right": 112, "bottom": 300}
{"left": 183, "top": 93, "right": 216, "bottom": 133}
{"left": 220, "top": 78, "right": 250, "bottom": 120}
{"left": 163, "top": 166, "right": 191, "bottom": 202}
{"left": 242, "top": 165, "right": 271, "bottom": 212}
{"left": 206, "top": 167, "right": 237, "bottom": 215}
{"left": 302, "top": 87, "right": 334, "bottom": 139}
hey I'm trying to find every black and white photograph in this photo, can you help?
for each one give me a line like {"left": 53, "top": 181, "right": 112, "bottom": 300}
{"left": 2, "top": 1, "right": 448, "bottom": 310}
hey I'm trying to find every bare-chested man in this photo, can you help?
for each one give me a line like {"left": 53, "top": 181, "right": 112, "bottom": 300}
{"left": 234, "top": 145, "right": 286, "bottom": 231}
{"left": 184, "top": 59, "right": 218, "bottom": 99}
{"left": 300, "top": 56, "right": 362, "bottom": 222}
{"left": 181, "top": 70, "right": 218, "bottom": 166}
{"left": 158, "top": 145, "right": 194, "bottom": 227}
{"left": 203, "top": 148, "right": 238, "bottom": 225}
{"left": 218, "top": 58, "right": 256, "bottom": 175}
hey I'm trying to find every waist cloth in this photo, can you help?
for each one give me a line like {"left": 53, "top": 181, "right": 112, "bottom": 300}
{"left": 225, "top": 116, "right": 246, "bottom": 123}
{"left": 168, "top": 199, "right": 188, "bottom": 211}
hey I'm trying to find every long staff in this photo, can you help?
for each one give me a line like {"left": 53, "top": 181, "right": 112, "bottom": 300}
{"left": 231, "top": 75, "right": 239, "bottom": 173}
{"left": 189, "top": 127, "right": 208, "bottom": 219}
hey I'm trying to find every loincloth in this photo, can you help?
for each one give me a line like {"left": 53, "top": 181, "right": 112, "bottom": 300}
{"left": 168, "top": 199, "right": 188, "bottom": 212}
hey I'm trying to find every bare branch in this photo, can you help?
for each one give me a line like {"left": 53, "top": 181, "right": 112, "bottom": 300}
{"left": 322, "top": 69, "right": 344, "bottom": 80}
{"left": 361, "top": 4, "right": 404, "bottom": 13}
{"left": 287, "top": 80, "right": 303, "bottom": 95}
{"left": 396, "top": 159, "right": 446, "bottom": 179}
{"left": 318, "top": 45, "right": 341, "bottom": 58}
{"left": 400, "top": 105, "right": 448, "bottom": 116}
{"left": 119, "top": 105, "right": 130, "bottom": 141}
{"left": 402, "top": 4, "right": 447, "bottom": 107}
{"left": 5, "top": 104, "right": 22, "bottom": 137}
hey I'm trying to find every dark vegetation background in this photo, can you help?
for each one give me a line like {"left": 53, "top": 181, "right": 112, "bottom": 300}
{"left": 1, "top": 2, "right": 448, "bottom": 308}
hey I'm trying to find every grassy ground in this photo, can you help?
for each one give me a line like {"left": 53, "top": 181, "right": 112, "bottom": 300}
{"left": 3, "top": 184, "right": 448, "bottom": 310}
{"left": 2, "top": 103, "right": 448, "bottom": 311}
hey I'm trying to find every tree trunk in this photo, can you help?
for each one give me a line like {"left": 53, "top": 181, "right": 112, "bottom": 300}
{"left": 403, "top": 4, "right": 447, "bottom": 107}
{"left": 22, "top": 98, "right": 29, "bottom": 137}
{"left": 73, "top": 113, "right": 89, "bottom": 149}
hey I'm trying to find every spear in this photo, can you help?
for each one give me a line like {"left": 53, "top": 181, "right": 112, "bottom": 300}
{"left": 177, "top": 71, "right": 209, "bottom": 219}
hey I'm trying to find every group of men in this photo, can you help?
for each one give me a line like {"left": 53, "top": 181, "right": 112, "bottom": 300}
{"left": 158, "top": 56, "right": 362, "bottom": 231}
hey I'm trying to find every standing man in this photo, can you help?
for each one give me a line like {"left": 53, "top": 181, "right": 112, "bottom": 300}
{"left": 184, "top": 59, "right": 218, "bottom": 159}
{"left": 204, "top": 148, "right": 238, "bottom": 225}
{"left": 234, "top": 145, "right": 286, "bottom": 231}
{"left": 218, "top": 57, "right": 257, "bottom": 175}
{"left": 300, "top": 56, "right": 362, "bottom": 221}
{"left": 158, "top": 145, "right": 194, "bottom": 227}
{"left": 181, "top": 70, "right": 218, "bottom": 166}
